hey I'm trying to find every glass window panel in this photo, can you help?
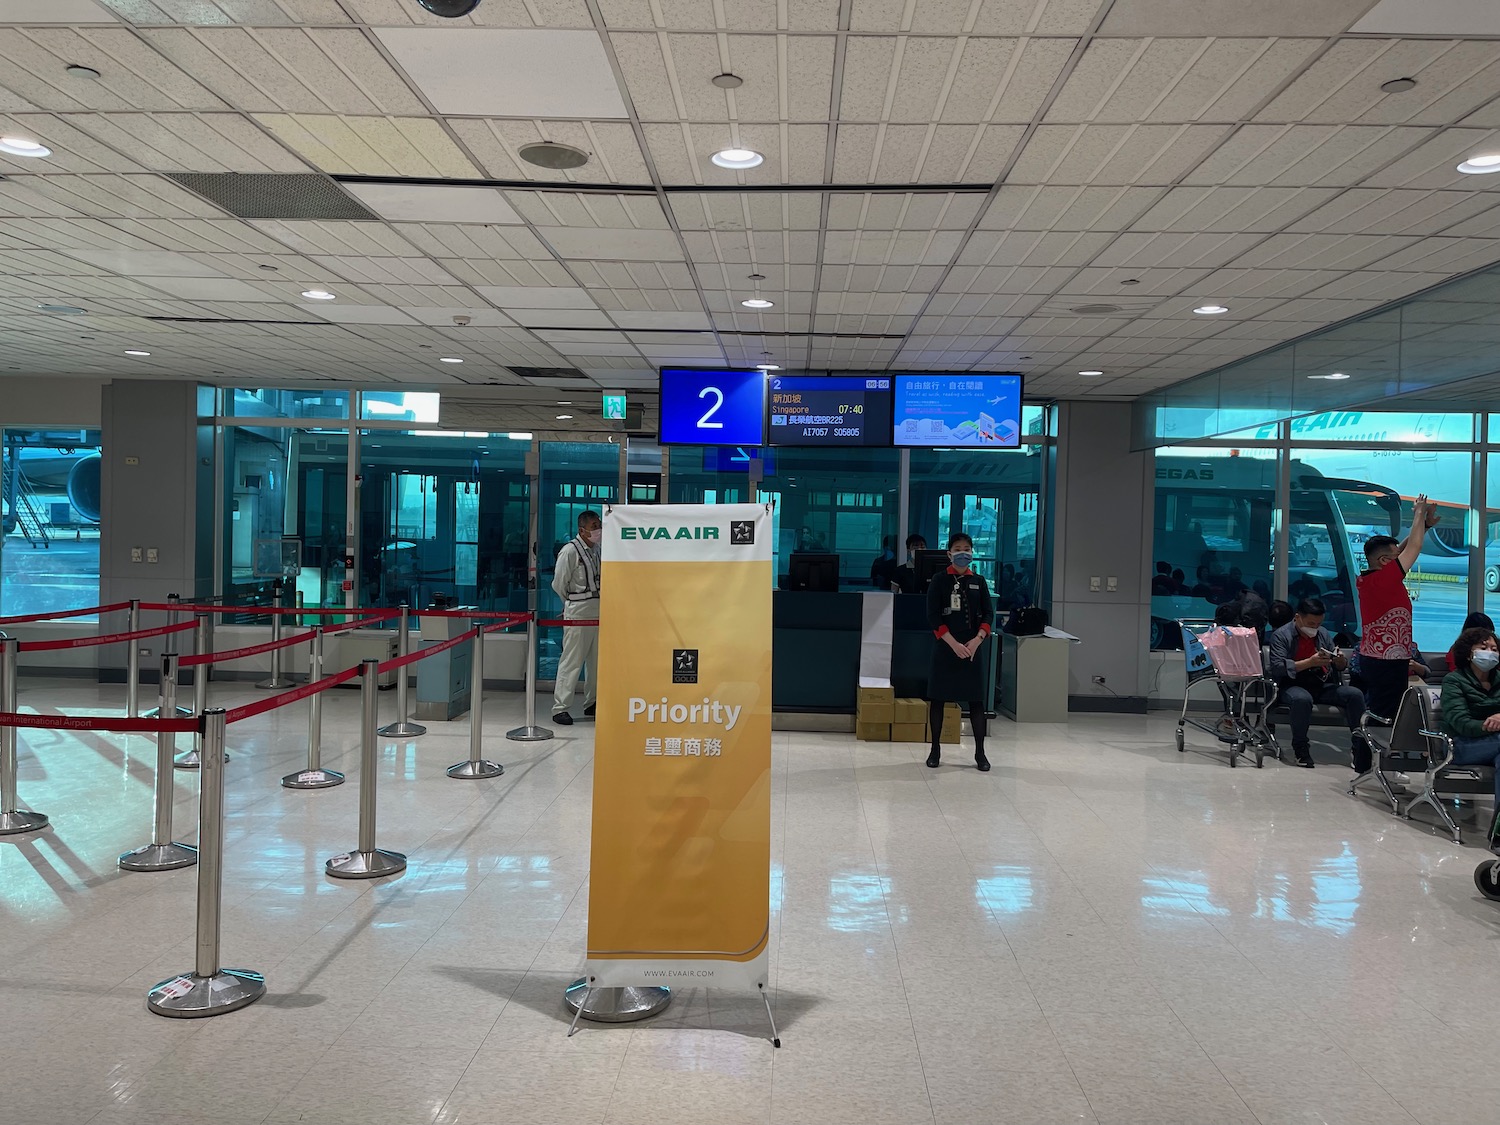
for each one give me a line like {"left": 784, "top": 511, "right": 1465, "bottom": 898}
{"left": 908, "top": 447, "right": 1043, "bottom": 608}
{"left": 226, "top": 388, "right": 348, "bottom": 421}
{"left": 360, "top": 391, "right": 440, "bottom": 423}
{"left": 1, "top": 429, "right": 102, "bottom": 618}
{"left": 1293, "top": 448, "right": 1473, "bottom": 653}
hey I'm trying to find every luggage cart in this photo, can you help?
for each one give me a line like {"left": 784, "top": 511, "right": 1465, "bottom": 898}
{"left": 1174, "top": 620, "right": 1281, "bottom": 768}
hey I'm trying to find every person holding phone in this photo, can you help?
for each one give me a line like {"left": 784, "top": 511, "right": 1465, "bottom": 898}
{"left": 1357, "top": 495, "right": 1439, "bottom": 728}
{"left": 925, "top": 533, "right": 994, "bottom": 772}
{"left": 1268, "top": 597, "right": 1367, "bottom": 769}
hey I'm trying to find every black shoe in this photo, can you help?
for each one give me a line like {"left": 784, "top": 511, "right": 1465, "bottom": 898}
{"left": 925, "top": 749, "right": 940, "bottom": 768}
{"left": 553, "top": 711, "right": 573, "bottom": 726}
{"left": 975, "top": 752, "right": 991, "bottom": 772}
{"left": 1294, "top": 754, "right": 1315, "bottom": 769}
{"left": 584, "top": 704, "right": 596, "bottom": 718}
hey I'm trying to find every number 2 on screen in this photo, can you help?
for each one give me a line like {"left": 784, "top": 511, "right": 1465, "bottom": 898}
{"left": 697, "top": 385, "right": 724, "bottom": 429}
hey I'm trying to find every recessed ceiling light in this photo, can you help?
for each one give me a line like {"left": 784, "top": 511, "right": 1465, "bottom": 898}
{"left": 1078, "top": 370, "right": 1104, "bottom": 377}
{"left": 258, "top": 263, "right": 279, "bottom": 272}
{"left": 1457, "top": 153, "right": 1500, "bottom": 175}
{"left": 1308, "top": 372, "right": 1351, "bottom": 380}
{"left": 712, "top": 148, "right": 764, "bottom": 170}
{"left": 439, "top": 357, "right": 463, "bottom": 364}
{"left": 1380, "top": 77, "right": 1417, "bottom": 94}
{"left": 66, "top": 64, "right": 101, "bottom": 80}
{"left": 0, "top": 136, "right": 51, "bottom": 158}
{"left": 711, "top": 73, "right": 744, "bottom": 89}
{"left": 124, "top": 349, "right": 151, "bottom": 356}
{"left": 1193, "top": 304, "right": 1230, "bottom": 315}
{"left": 756, "top": 363, "right": 780, "bottom": 370}
{"left": 507, "top": 432, "right": 533, "bottom": 440}
{"left": 748, "top": 273, "right": 766, "bottom": 282}
{"left": 556, "top": 414, "right": 573, "bottom": 420}
{"left": 301, "top": 289, "right": 336, "bottom": 301}
{"left": 557, "top": 400, "right": 572, "bottom": 405}
{"left": 1120, "top": 278, "right": 1140, "bottom": 285}
{"left": 741, "top": 297, "right": 774, "bottom": 309}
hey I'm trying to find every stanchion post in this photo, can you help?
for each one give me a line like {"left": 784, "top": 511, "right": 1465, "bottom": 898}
{"left": 326, "top": 660, "right": 406, "bottom": 880}
{"left": 282, "top": 627, "right": 343, "bottom": 789}
{"left": 506, "top": 615, "right": 553, "bottom": 742}
{"left": 378, "top": 604, "right": 425, "bottom": 737}
{"left": 257, "top": 584, "right": 292, "bottom": 689}
{"left": 147, "top": 708, "right": 265, "bottom": 1017}
{"left": 147, "top": 593, "right": 189, "bottom": 719}
{"left": 449, "top": 625, "right": 503, "bottom": 779}
{"left": 120, "top": 654, "right": 197, "bottom": 871}
{"left": 175, "top": 616, "right": 226, "bottom": 770}
{"left": 0, "top": 636, "right": 48, "bottom": 835}
{"left": 126, "top": 598, "right": 141, "bottom": 719}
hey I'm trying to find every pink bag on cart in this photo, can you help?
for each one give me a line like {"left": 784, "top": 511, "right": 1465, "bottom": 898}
{"left": 1198, "top": 626, "right": 1263, "bottom": 680}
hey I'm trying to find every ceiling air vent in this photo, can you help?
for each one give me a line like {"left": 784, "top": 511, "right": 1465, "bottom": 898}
{"left": 506, "top": 366, "right": 589, "bottom": 380}
{"left": 165, "top": 173, "right": 379, "bottom": 221}
{"left": 1069, "top": 303, "right": 1123, "bottom": 315}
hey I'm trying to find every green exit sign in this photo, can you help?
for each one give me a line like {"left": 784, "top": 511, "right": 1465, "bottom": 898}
{"left": 602, "top": 394, "right": 627, "bottom": 420}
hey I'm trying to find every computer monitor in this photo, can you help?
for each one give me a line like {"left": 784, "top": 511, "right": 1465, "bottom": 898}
{"left": 787, "top": 552, "right": 840, "bottom": 592}
{"left": 913, "top": 550, "right": 950, "bottom": 591}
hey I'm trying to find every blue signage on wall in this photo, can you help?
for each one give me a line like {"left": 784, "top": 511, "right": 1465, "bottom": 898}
{"left": 658, "top": 367, "right": 766, "bottom": 447}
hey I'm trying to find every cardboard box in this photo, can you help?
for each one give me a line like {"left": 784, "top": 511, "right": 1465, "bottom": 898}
{"left": 941, "top": 722, "right": 960, "bottom": 745}
{"left": 891, "top": 722, "right": 928, "bottom": 744}
{"left": 855, "top": 720, "right": 891, "bottom": 742}
{"left": 857, "top": 685, "right": 895, "bottom": 706}
{"left": 894, "top": 697, "right": 927, "bottom": 724}
{"left": 858, "top": 702, "right": 895, "bottom": 725}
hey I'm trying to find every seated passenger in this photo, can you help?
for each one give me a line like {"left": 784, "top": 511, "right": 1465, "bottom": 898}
{"left": 1268, "top": 598, "right": 1368, "bottom": 770}
{"left": 1267, "top": 600, "right": 1294, "bottom": 632}
{"left": 1447, "top": 612, "right": 1496, "bottom": 671}
{"left": 1439, "top": 627, "right": 1500, "bottom": 850}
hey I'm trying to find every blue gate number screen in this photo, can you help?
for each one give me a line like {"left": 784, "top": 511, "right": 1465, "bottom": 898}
{"left": 658, "top": 367, "right": 766, "bottom": 446}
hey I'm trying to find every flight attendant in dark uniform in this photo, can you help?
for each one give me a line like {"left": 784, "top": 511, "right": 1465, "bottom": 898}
{"left": 926, "top": 532, "right": 994, "bottom": 772}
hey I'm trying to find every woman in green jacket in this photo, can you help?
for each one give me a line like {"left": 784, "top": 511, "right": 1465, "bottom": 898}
{"left": 1439, "top": 626, "right": 1500, "bottom": 842}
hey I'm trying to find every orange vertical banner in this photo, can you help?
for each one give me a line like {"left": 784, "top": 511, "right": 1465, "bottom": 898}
{"left": 584, "top": 503, "right": 772, "bottom": 991}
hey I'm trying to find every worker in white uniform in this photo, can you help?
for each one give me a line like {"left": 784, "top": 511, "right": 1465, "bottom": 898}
{"left": 550, "top": 510, "right": 602, "bottom": 725}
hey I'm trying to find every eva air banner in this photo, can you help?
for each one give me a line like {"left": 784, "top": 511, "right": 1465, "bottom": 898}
{"left": 585, "top": 503, "right": 772, "bottom": 991}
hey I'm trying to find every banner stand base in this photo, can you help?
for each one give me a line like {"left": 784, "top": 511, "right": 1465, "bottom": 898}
{"left": 506, "top": 724, "right": 553, "bottom": 742}
{"left": 564, "top": 979, "right": 670, "bottom": 1033}
{"left": 759, "top": 983, "right": 781, "bottom": 1048}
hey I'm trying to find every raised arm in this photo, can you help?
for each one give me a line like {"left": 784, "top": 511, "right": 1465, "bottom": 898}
{"left": 1396, "top": 495, "right": 1438, "bottom": 573}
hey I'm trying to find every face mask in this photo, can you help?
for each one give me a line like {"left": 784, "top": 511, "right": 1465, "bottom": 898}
{"left": 951, "top": 551, "right": 973, "bottom": 571}
{"left": 1298, "top": 625, "right": 1319, "bottom": 638}
{"left": 1473, "top": 649, "right": 1499, "bottom": 671}
{"left": 586, "top": 529, "right": 602, "bottom": 547}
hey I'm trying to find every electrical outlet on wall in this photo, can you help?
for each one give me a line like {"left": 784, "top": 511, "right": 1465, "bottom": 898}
{"left": 146, "top": 548, "right": 159, "bottom": 564}
{"left": 1106, "top": 576, "right": 1118, "bottom": 592}
{"left": 1089, "top": 576, "right": 1101, "bottom": 592}
{"left": 130, "top": 547, "right": 142, "bottom": 563}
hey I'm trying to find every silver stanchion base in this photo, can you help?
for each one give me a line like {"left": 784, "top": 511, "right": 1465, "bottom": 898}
{"left": 563, "top": 979, "right": 671, "bottom": 1023}
{"left": 281, "top": 768, "right": 345, "bottom": 790}
{"left": 447, "top": 759, "right": 504, "bottom": 779}
{"left": 0, "top": 809, "right": 49, "bottom": 836}
{"left": 378, "top": 720, "right": 427, "bottom": 737}
{"left": 325, "top": 848, "right": 407, "bottom": 880}
{"left": 174, "top": 749, "right": 229, "bottom": 770}
{"left": 119, "top": 842, "right": 198, "bottom": 871}
{"left": 256, "top": 676, "right": 294, "bottom": 689}
{"left": 506, "top": 724, "right": 554, "bottom": 742}
{"left": 144, "top": 706, "right": 194, "bottom": 719}
{"left": 147, "top": 968, "right": 265, "bottom": 1018}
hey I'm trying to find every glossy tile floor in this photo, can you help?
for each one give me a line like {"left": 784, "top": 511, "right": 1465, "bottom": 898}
{"left": 3, "top": 678, "right": 1499, "bottom": 1125}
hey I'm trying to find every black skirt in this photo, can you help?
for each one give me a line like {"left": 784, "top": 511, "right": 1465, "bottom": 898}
{"left": 928, "top": 638, "right": 986, "bottom": 702}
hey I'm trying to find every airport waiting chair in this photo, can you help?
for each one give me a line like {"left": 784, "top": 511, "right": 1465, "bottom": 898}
{"left": 1348, "top": 685, "right": 1429, "bottom": 814}
{"left": 1400, "top": 685, "right": 1496, "bottom": 846}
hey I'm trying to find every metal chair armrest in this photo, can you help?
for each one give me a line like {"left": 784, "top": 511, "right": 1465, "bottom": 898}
{"left": 1418, "top": 728, "right": 1456, "bottom": 772}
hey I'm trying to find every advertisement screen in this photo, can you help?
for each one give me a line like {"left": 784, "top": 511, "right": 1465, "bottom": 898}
{"left": 892, "top": 374, "right": 1023, "bottom": 448}
{"left": 767, "top": 375, "right": 892, "bottom": 447}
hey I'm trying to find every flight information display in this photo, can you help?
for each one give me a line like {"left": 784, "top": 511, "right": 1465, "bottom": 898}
{"left": 657, "top": 367, "right": 767, "bottom": 447}
{"left": 767, "top": 375, "right": 893, "bottom": 447}
{"left": 892, "top": 373, "right": 1023, "bottom": 448}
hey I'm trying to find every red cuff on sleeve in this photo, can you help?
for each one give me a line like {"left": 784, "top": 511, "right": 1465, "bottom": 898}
{"left": 979, "top": 623, "right": 992, "bottom": 636}
{"left": 934, "top": 626, "right": 950, "bottom": 639}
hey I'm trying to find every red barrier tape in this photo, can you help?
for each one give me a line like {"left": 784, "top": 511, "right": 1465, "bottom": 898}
{"left": 223, "top": 664, "right": 363, "bottom": 725}
{"left": 323, "top": 609, "right": 404, "bottom": 635}
{"left": 416, "top": 609, "right": 533, "bottom": 622}
{"left": 537, "top": 619, "right": 599, "bottom": 628}
{"left": 378, "top": 626, "right": 477, "bottom": 675}
{"left": 140, "top": 602, "right": 382, "bottom": 617}
{"left": 17, "top": 619, "right": 198, "bottom": 653}
{"left": 0, "top": 710, "right": 197, "bottom": 733}
{"left": 181, "top": 627, "right": 318, "bottom": 668}
{"left": 0, "top": 601, "right": 131, "bottom": 627}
